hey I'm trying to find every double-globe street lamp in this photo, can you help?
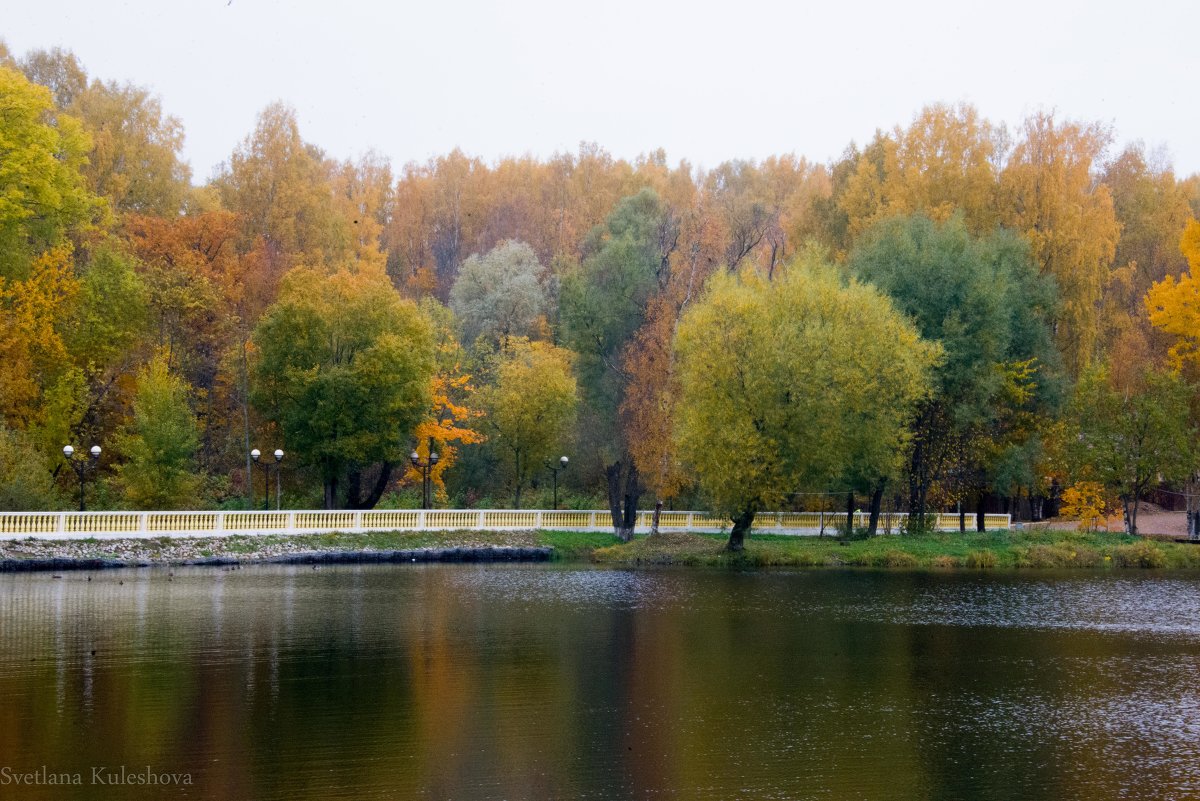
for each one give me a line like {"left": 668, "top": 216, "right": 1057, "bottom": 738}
{"left": 62, "top": 444, "right": 101, "bottom": 511}
{"left": 546, "top": 455, "right": 569, "bottom": 510}
{"left": 410, "top": 445, "right": 439, "bottom": 510}
{"left": 250, "top": 448, "right": 284, "bottom": 510}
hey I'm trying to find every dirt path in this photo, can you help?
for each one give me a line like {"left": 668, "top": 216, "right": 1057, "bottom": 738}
{"left": 1032, "top": 511, "right": 1189, "bottom": 537}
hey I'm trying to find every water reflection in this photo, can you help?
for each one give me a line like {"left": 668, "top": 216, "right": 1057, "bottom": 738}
{"left": 0, "top": 566, "right": 1197, "bottom": 800}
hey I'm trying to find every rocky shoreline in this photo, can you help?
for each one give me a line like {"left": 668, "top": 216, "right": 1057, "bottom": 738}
{"left": 0, "top": 545, "right": 554, "bottom": 573}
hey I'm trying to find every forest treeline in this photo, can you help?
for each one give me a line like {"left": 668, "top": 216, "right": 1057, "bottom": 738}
{"left": 2, "top": 43, "right": 1199, "bottom": 542}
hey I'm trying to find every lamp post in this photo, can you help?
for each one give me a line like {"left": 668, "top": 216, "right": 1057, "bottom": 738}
{"left": 250, "top": 449, "right": 273, "bottom": 511}
{"left": 546, "top": 455, "right": 568, "bottom": 510}
{"left": 62, "top": 444, "right": 101, "bottom": 512}
{"left": 273, "top": 449, "right": 284, "bottom": 510}
{"left": 410, "top": 444, "right": 439, "bottom": 510}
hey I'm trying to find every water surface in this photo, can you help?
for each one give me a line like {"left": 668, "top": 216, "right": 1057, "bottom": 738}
{"left": 1, "top": 565, "right": 1198, "bottom": 800}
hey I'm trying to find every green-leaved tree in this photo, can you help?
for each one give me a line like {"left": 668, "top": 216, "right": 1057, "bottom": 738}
{"left": 251, "top": 265, "right": 434, "bottom": 509}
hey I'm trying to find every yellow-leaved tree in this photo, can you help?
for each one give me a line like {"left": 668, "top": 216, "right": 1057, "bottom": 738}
{"left": 1145, "top": 219, "right": 1200, "bottom": 372}
{"left": 1058, "top": 481, "right": 1107, "bottom": 532}
{"left": 479, "top": 339, "right": 577, "bottom": 509}
{"left": 674, "top": 255, "right": 940, "bottom": 551}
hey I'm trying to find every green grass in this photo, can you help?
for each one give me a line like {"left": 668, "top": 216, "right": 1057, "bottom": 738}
{"left": 588, "top": 528, "right": 1200, "bottom": 569}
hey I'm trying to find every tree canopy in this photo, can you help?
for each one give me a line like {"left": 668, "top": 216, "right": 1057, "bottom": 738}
{"left": 251, "top": 265, "right": 434, "bottom": 508}
{"left": 675, "top": 257, "right": 939, "bottom": 550}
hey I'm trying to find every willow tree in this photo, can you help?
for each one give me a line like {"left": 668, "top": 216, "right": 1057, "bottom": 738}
{"left": 674, "top": 255, "right": 939, "bottom": 551}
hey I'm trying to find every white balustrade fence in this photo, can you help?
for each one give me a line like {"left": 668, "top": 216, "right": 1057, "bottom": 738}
{"left": 0, "top": 509, "right": 1011, "bottom": 541}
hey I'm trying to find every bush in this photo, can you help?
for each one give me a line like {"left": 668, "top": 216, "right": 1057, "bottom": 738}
{"left": 875, "top": 550, "right": 919, "bottom": 568}
{"left": 0, "top": 425, "right": 63, "bottom": 510}
{"left": 965, "top": 550, "right": 998, "bottom": 569}
{"left": 1015, "top": 544, "right": 1077, "bottom": 568}
{"left": 1112, "top": 540, "right": 1166, "bottom": 569}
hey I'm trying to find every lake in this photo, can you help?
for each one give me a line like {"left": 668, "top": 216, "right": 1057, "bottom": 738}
{"left": 1, "top": 565, "right": 1198, "bottom": 800}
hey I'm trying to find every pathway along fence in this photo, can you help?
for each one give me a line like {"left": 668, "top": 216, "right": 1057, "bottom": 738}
{"left": 0, "top": 510, "right": 1010, "bottom": 540}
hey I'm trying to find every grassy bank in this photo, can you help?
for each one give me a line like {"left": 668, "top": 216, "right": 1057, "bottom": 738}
{"left": 590, "top": 529, "right": 1200, "bottom": 569}
{"left": 2, "top": 527, "right": 1197, "bottom": 569}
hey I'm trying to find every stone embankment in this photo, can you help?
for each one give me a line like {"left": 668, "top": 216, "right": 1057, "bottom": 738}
{"left": 0, "top": 532, "right": 552, "bottom": 568}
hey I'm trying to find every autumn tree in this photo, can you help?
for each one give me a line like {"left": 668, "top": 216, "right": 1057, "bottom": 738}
{"left": 0, "top": 66, "right": 98, "bottom": 280}
{"left": 251, "top": 264, "right": 434, "bottom": 509}
{"left": 674, "top": 260, "right": 938, "bottom": 551}
{"left": 839, "top": 103, "right": 1003, "bottom": 242}
{"left": 1101, "top": 145, "right": 1192, "bottom": 335}
{"left": 0, "top": 248, "right": 79, "bottom": 428}
{"left": 216, "top": 103, "right": 344, "bottom": 267}
{"left": 479, "top": 339, "right": 577, "bottom": 508}
{"left": 1066, "top": 365, "right": 1194, "bottom": 535}
{"left": 113, "top": 352, "right": 202, "bottom": 509}
{"left": 999, "top": 112, "right": 1119, "bottom": 376}
{"left": 560, "top": 189, "right": 673, "bottom": 538}
{"left": 403, "top": 299, "right": 485, "bottom": 501}
{"left": 71, "top": 79, "right": 192, "bottom": 216}
{"left": 1145, "top": 218, "right": 1200, "bottom": 372}
{"left": 449, "top": 240, "right": 551, "bottom": 346}
{"left": 18, "top": 46, "right": 87, "bottom": 109}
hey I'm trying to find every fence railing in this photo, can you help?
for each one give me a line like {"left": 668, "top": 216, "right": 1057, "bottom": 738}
{"left": 0, "top": 509, "right": 1011, "bottom": 541}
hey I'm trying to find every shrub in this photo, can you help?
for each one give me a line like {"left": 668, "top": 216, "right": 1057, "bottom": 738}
{"left": 1016, "top": 544, "right": 1077, "bottom": 568}
{"left": 965, "top": 550, "right": 998, "bottom": 569}
{"left": 876, "top": 550, "right": 919, "bottom": 568}
{"left": 1112, "top": 540, "right": 1166, "bottom": 569}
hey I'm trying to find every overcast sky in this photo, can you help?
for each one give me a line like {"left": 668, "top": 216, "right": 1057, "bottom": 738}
{"left": 5, "top": 0, "right": 1199, "bottom": 182}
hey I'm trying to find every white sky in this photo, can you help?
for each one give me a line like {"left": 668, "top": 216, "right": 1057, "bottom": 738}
{"left": 5, "top": 0, "right": 1199, "bottom": 182}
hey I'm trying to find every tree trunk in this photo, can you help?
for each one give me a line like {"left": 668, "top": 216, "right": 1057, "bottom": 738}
{"left": 845, "top": 491, "right": 855, "bottom": 537}
{"left": 976, "top": 490, "right": 988, "bottom": 532}
{"left": 323, "top": 475, "right": 338, "bottom": 510}
{"left": 606, "top": 461, "right": 641, "bottom": 542}
{"left": 651, "top": 500, "right": 662, "bottom": 535}
{"left": 867, "top": 483, "right": 884, "bottom": 537}
{"left": 346, "top": 462, "right": 393, "bottom": 510}
{"left": 514, "top": 451, "right": 522, "bottom": 509}
{"left": 959, "top": 501, "right": 966, "bottom": 533}
{"left": 728, "top": 504, "right": 757, "bottom": 552}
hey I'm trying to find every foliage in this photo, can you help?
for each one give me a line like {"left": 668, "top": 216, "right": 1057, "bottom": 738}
{"left": 0, "top": 247, "right": 79, "bottom": 428}
{"left": 0, "top": 423, "right": 62, "bottom": 510}
{"left": 849, "top": 213, "right": 1060, "bottom": 525}
{"left": 1066, "top": 365, "right": 1195, "bottom": 535}
{"left": 71, "top": 79, "right": 192, "bottom": 216}
{"left": 404, "top": 299, "right": 485, "bottom": 499}
{"left": 449, "top": 239, "right": 550, "bottom": 346}
{"left": 999, "top": 112, "right": 1119, "bottom": 376}
{"left": 1059, "top": 481, "right": 1108, "bottom": 531}
{"left": 1145, "top": 219, "right": 1200, "bottom": 372}
{"left": 674, "top": 256, "right": 939, "bottom": 550}
{"left": 840, "top": 102, "right": 1003, "bottom": 239}
{"left": 113, "top": 351, "right": 202, "bottom": 509}
{"left": 0, "top": 66, "right": 99, "bottom": 280}
{"left": 216, "top": 102, "right": 345, "bottom": 264}
{"left": 478, "top": 339, "right": 577, "bottom": 508}
{"left": 251, "top": 264, "right": 434, "bottom": 508}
